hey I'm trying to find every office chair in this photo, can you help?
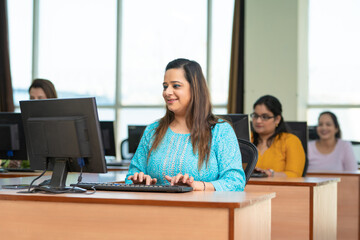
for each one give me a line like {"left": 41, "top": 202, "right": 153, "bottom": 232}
{"left": 238, "top": 138, "right": 258, "bottom": 183}
{"left": 286, "top": 121, "right": 308, "bottom": 177}
{"left": 120, "top": 139, "right": 133, "bottom": 161}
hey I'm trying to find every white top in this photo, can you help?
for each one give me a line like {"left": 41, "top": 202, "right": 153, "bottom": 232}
{"left": 308, "top": 139, "right": 358, "bottom": 171}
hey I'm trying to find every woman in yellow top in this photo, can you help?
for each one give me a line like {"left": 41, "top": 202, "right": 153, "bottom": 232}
{"left": 251, "top": 95, "right": 305, "bottom": 177}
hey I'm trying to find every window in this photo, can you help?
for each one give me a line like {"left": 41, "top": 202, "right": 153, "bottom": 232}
{"left": 8, "top": 0, "right": 235, "bottom": 157}
{"left": 121, "top": 0, "right": 207, "bottom": 106}
{"left": 210, "top": 0, "right": 234, "bottom": 105}
{"left": 37, "top": 0, "right": 117, "bottom": 105}
{"left": 7, "top": 0, "right": 33, "bottom": 105}
{"left": 308, "top": 0, "right": 360, "bottom": 141}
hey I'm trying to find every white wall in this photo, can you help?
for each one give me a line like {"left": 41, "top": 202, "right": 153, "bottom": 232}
{"left": 244, "top": 0, "right": 309, "bottom": 121}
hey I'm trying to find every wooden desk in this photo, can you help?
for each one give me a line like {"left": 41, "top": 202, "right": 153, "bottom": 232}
{"left": 0, "top": 171, "right": 128, "bottom": 188}
{"left": 307, "top": 171, "right": 360, "bottom": 240}
{"left": 106, "top": 165, "right": 130, "bottom": 172}
{"left": 245, "top": 177, "right": 339, "bottom": 240}
{"left": 0, "top": 170, "right": 45, "bottom": 178}
{"left": 0, "top": 176, "right": 275, "bottom": 240}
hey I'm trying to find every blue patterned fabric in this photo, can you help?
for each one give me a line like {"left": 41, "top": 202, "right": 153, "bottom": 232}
{"left": 125, "top": 121, "right": 246, "bottom": 191}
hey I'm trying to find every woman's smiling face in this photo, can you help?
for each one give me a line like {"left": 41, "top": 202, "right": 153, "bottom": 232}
{"left": 317, "top": 113, "right": 338, "bottom": 141}
{"left": 162, "top": 68, "right": 191, "bottom": 117}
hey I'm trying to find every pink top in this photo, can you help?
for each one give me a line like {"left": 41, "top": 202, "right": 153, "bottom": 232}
{"left": 308, "top": 139, "right": 358, "bottom": 171}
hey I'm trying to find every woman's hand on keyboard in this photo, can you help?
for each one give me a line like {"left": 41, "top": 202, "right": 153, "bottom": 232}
{"left": 127, "top": 172, "right": 157, "bottom": 185}
{"left": 165, "top": 173, "right": 204, "bottom": 191}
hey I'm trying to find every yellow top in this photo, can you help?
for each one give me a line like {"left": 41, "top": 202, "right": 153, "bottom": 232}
{"left": 253, "top": 132, "right": 305, "bottom": 177}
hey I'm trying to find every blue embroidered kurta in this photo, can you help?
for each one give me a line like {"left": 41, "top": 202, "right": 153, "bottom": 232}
{"left": 125, "top": 121, "right": 245, "bottom": 191}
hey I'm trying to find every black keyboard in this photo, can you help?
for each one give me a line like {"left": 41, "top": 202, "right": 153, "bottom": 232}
{"left": 251, "top": 171, "right": 268, "bottom": 178}
{"left": 72, "top": 183, "right": 193, "bottom": 193}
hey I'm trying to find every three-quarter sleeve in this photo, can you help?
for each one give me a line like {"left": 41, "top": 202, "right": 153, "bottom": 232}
{"left": 210, "top": 123, "right": 246, "bottom": 191}
{"left": 342, "top": 141, "right": 358, "bottom": 171}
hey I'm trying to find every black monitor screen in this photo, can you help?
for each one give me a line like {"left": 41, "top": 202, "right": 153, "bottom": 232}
{"left": 128, "top": 125, "right": 147, "bottom": 154}
{"left": 0, "top": 113, "right": 27, "bottom": 160}
{"left": 308, "top": 125, "right": 319, "bottom": 141}
{"left": 351, "top": 141, "right": 360, "bottom": 165}
{"left": 100, "top": 121, "right": 116, "bottom": 157}
{"left": 217, "top": 114, "right": 250, "bottom": 141}
{"left": 19, "top": 97, "right": 107, "bottom": 193}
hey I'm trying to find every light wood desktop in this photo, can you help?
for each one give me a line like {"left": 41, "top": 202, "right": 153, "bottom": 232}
{"left": 0, "top": 174, "right": 275, "bottom": 240}
{"left": 245, "top": 176, "right": 339, "bottom": 240}
{"left": 0, "top": 165, "right": 129, "bottom": 179}
{"left": 0, "top": 170, "right": 47, "bottom": 178}
{"left": 307, "top": 170, "right": 360, "bottom": 240}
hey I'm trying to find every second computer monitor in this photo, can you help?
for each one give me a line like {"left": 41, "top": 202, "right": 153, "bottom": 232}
{"left": 217, "top": 114, "right": 250, "bottom": 141}
{"left": 100, "top": 121, "right": 116, "bottom": 158}
{"left": 128, "top": 125, "right": 147, "bottom": 154}
{"left": 0, "top": 113, "right": 27, "bottom": 161}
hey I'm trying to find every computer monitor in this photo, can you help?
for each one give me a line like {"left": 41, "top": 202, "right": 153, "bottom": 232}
{"left": 351, "top": 141, "right": 360, "bottom": 166}
{"left": 128, "top": 125, "right": 147, "bottom": 154}
{"left": 19, "top": 97, "right": 107, "bottom": 193}
{"left": 100, "top": 121, "right": 116, "bottom": 158}
{"left": 308, "top": 125, "right": 319, "bottom": 140}
{"left": 217, "top": 114, "right": 250, "bottom": 141}
{"left": 0, "top": 113, "right": 27, "bottom": 161}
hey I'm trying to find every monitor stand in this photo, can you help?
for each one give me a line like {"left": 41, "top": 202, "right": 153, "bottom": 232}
{"left": 33, "top": 158, "right": 86, "bottom": 193}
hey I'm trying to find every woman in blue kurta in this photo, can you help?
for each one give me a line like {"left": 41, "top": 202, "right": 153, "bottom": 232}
{"left": 126, "top": 58, "right": 245, "bottom": 191}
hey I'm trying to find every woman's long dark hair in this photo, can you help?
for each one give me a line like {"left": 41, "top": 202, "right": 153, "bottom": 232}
{"left": 148, "top": 58, "right": 218, "bottom": 169}
{"left": 252, "top": 95, "right": 288, "bottom": 147}
{"left": 318, "top": 111, "right": 341, "bottom": 139}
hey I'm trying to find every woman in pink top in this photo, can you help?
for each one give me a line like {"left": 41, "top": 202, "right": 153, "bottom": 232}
{"left": 308, "top": 111, "right": 358, "bottom": 171}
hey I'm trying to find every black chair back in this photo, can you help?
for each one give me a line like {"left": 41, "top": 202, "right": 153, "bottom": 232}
{"left": 286, "top": 121, "right": 308, "bottom": 177}
{"left": 238, "top": 139, "right": 258, "bottom": 183}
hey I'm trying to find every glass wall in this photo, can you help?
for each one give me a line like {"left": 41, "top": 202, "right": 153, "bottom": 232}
{"left": 7, "top": 0, "right": 33, "bottom": 105}
{"left": 7, "top": 0, "right": 235, "bottom": 158}
{"left": 308, "top": 0, "right": 360, "bottom": 141}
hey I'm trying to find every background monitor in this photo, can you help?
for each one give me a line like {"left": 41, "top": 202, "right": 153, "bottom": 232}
{"left": 308, "top": 125, "right": 319, "bottom": 140}
{"left": 351, "top": 141, "right": 360, "bottom": 165}
{"left": 99, "top": 121, "right": 116, "bottom": 158}
{"left": 217, "top": 114, "right": 250, "bottom": 141}
{"left": 20, "top": 97, "right": 107, "bottom": 193}
{"left": 128, "top": 125, "right": 147, "bottom": 154}
{"left": 0, "top": 113, "right": 27, "bottom": 161}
